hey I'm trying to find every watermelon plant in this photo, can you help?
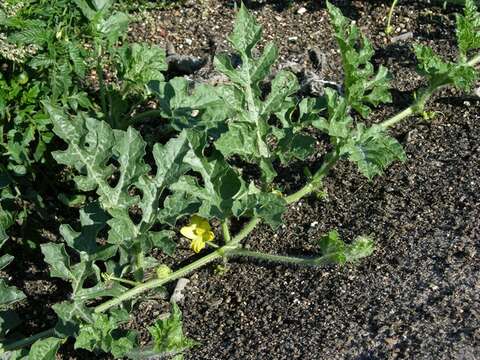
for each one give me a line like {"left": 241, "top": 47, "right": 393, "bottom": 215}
{"left": 1, "top": 0, "right": 479, "bottom": 358}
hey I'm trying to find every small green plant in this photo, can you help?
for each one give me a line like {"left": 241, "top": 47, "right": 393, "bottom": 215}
{"left": 1, "top": 0, "right": 479, "bottom": 358}
{"left": 385, "top": 0, "right": 399, "bottom": 35}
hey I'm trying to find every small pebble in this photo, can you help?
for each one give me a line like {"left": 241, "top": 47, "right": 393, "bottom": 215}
{"left": 390, "top": 32, "right": 413, "bottom": 43}
{"left": 297, "top": 7, "right": 307, "bottom": 15}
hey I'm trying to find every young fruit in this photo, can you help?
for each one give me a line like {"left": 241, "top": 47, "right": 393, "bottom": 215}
{"left": 17, "top": 72, "right": 29, "bottom": 85}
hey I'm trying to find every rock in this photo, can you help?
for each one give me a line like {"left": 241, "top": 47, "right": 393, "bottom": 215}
{"left": 170, "top": 278, "right": 190, "bottom": 303}
{"left": 297, "top": 7, "right": 307, "bottom": 15}
{"left": 390, "top": 32, "right": 414, "bottom": 43}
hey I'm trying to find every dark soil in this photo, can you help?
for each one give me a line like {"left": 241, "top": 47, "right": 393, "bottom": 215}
{"left": 6, "top": 1, "right": 480, "bottom": 359}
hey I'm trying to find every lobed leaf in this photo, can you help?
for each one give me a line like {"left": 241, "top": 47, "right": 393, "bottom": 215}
{"left": 414, "top": 44, "right": 477, "bottom": 90}
{"left": 312, "top": 88, "right": 352, "bottom": 139}
{"left": 148, "top": 302, "right": 197, "bottom": 354}
{"left": 74, "top": 309, "right": 137, "bottom": 358}
{"left": 456, "top": 0, "right": 480, "bottom": 56}
{"left": 48, "top": 104, "right": 193, "bottom": 276}
{"left": 228, "top": 3, "right": 262, "bottom": 57}
{"left": 116, "top": 43, "right": 167, "bottom": 96}
{"left": 0, "top": 279, "right": 26, "bottom": 306}
{"left": 327, "top": 2, "right": 392, "bottom": 118}
{"left": 318, "top": 230, "right": 375, "bottom": 264}
{"left": 340, "top": 124, "right": 406, "bottom": 180}
{"left": 28, "top": 337, "right": 63, "bottom": 360}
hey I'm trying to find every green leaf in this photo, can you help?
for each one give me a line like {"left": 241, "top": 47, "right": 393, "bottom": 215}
{"left": 261, "top": 70, "right": 299, "bottom": 116}
{"left": 117, "top": 43, "right": 167, "bottom": 95}
{"left": 312, "top": 88, "right": 352, "bottom": 139}
{"left": 0, "top": 254, "right": 14, "bottom": 270}
{"left": 59, "top": 202, "right": 107, "bottom": 256}
{"left": 340, "top": 124, "right": 406, "bottom": 179}
{"left": 148, "top": 302, "right": 197, "bottom": 354}
{"left": 327, "top": 2, "right": 392, "bottom": 118}
{"left": 232, "top": 184, "right": 286, "bottom": 228}
{"left": 259, "top": 158, "right": 277, "bottom": 184}
{"left": 318, "top": 230, "right": 374, "bottom": 264}
{"left": 4, "top": 349, "right": 28, "bottom": 360}
{"left": 153, "top": 131, "right": 191, "bottom": 190}
{"left": 214, "top": 54, "right": 247, "bottom": 86}
{"left": 73, "top": 282, "right": 127, "bottom": 302}
{"left": 96, "top": 12, "right": 129, "bottom": 45}
{"left": 228, "top": 3, "right": 262, "bottom": 57}
{"left": 170, "top": 134, "right": 245, "bottom": 219}
{"left": 150, "top": 78, "right": 224, "bottom": 131}
{"left": 149, "top": 231, "right": 176, "bottom": 256}
{"left": 252, "top": 193, "right": 286, "bottom": 229}
{"left": 73, "top": 0, "right": 97, "bottom": 20}
{"left": 49, "top": 104, "right": 192, "bottom": 277}
{"left": 74, "top": 310, "right": 137, "bottom": 358}
{"left": 414, "top": 44, "right": 477, "bottom": 90}
{"left": 456, "top": 0, "right": 480, "bottom": 56}
{"left": 52, "top": 301, "right": 93, "bottom": 337}
{"left": 0, "top": 279, "right": 26, "bottom": 306}
{"left": 40, "top": 243, "right": 73, "bottom": 281}
{"left": 215, "top": 122, "right": 259, "bottom": 159}
{"left": 157, "top": 192, "right": 200, "bottom": 227}
{"left": 41, "top": 243, "right": 92, "bottom": 293}
{"left": 28, "top": 337, "right": 63, "bottom": 360}
{"left": 318, "top": 230, "right": 347, "bottom": 263}
{"left": 67, "top": 42, "right": 86, "bottom": 78}
{"left": 250, "top": 42, "right": 278, "bottom": 83}
{"left": 274, "top": 129, "right": 315, "bottom": 164}
{"left": 345, "top": 235, "right": 375, "bottom": 262}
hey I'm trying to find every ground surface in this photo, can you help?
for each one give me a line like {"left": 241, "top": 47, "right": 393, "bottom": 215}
{"left": 6, "top": 1, "right": 480, "bottom": 359}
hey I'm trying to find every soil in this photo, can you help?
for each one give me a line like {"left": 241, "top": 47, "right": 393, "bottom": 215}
{"left": 5, "top": 1, "right": 480, "bottom": 359}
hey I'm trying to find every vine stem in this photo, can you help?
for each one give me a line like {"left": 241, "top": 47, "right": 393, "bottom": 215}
{"left": 94, "top": 250, "right": 222, "bottom": 313}
{"left": 5, "top": 52, "right": 480, "bottom": 353}
{"left": 227, "top": 249, "right": 332, "bottom": 266}
{"left": 385, "top": 0, "right": 399, "bottom": 35}
{"left": 222, "top": 220, "right": 231, "bottom": 243}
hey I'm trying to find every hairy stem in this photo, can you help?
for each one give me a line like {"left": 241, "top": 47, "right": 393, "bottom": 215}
{"left": 94, "top": 250, "right": 222, "bottom": 313}
{"left": 226, "top": 249, "right": 333, "bottom": 266}
{"left": 231, "top": 217, "right": 261, "bottom": 244}
{"left": 285, "top": 148, "right": 341, "bottom": 204}
{"left": 222, "top": 220, "right": 231, "bottom": 243}
{"left": 379, "top": 104, "right": 416, "bottom": 129}
{"left": 108, "top": 275, "right": 140, "bottom": 287}
{"left": 385, "top": 0, "right": 399, "bottom": 35}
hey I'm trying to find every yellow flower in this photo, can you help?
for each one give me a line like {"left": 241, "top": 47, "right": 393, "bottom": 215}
{"left": 180, "top": 215, "right": 215, "bottom": 253}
